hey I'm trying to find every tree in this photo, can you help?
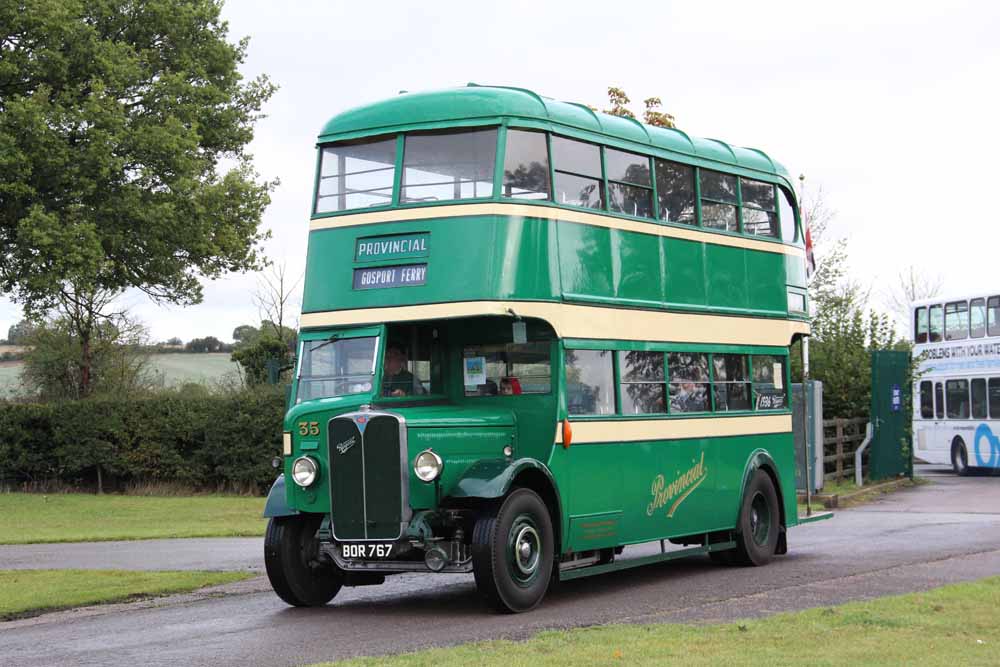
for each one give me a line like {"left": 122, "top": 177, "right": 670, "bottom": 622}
{"left": 6, "top": 320, "right": 36, "bottom": 345}
{"left": 603, "top": 87, "right": 677, "bottom": 128}
{"left": 884, "top": 265, "right": 943, "bottom": 330}
{"left": 232, "top": 324, "right": 260, "bottom": 344}
{"left": 20, "top": 311, "right": 154, "bottom": 401}
{"left": 1, "top": 0, "right": 276, "bottom": 317}
{"left": 164, "top": 337, "right": 183, "bottom": 347}
{"left": 185, "top": 336, "right": 227, "bottom": 353}
{"left": 231, "top": 335, "right": 289, "bottom": 386}
{"left": 793, "top": 180, "right": 907, "bottom": 419}
{"left": 252, "top": 262, "right": 300, "bottom": 349}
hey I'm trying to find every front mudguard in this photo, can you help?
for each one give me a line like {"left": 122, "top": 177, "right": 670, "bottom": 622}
{"left": 262, "top": 474, "right": 299, "bottom": 518}
{"left": 448, "top": 457, "right": 554, "bottom": 500}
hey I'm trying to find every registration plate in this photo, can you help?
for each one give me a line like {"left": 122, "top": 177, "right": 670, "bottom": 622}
{"left": 341, "top": 543, "right": 394, "bottom": 559}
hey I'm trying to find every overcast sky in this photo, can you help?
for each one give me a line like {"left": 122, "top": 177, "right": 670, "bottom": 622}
{"left": 3, "top": 0, "right": 998, "bottom": 341}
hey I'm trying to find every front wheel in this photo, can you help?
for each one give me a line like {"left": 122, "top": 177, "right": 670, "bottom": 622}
{"left": 731, "top": 469, "right": 781, "bottom": 566}
{"left": 265, "top": 514, "right": 343, "bottom": 607}
{"left": 472, "top": 488, "right": 554, "bottom": 613}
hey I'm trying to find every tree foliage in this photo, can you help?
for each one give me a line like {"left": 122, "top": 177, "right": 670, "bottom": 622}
{"left": 19, "top": 311, "right": 155, "bottom": 401}
{"left": 603, "top": 87, "right": 676, "bottom": 128}
{"left": 0, "top": 0, "right": 276, "bottom": 313}
{"left": 794, "top": 183, "right": 908, "bottom": 419}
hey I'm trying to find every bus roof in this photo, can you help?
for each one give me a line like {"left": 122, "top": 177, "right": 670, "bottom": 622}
{"left": 318, "top": 84, "right": 792, "bottom": 184}
{"left": 912, "top": 292, "right": 1000, "bottom": 309}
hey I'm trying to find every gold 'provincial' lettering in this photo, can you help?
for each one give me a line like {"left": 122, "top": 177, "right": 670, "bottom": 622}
{"left": 646, "top": 452, "right": 708, "bottom": 518}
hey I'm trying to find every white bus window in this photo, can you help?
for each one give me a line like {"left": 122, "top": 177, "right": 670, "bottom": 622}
{"left": 970, "top": 299, "right": 986, "bottom": 339}
{"left": 945, "top": 379, "right": 969, "bottom": 419}
{"left": 919, "top": 381, "right": 933, "bottom": 419}
{"left": 990, "top": 378, "right": 1000, "bottom": 419}
{"left": 971, "top": 379, "right": 987, "bottom": 419}
{"left": 914, "top": 307, "right": 928, "bottom": 344}
{"left": 988, "top": 297, "right": 1000, "bottom": 337}
{"left": 934, "top": 382, "right": 944, "bottom": 419}
{"left": 928, "top": 305, "right": 943, "bottom": 343}
{"left": 944, "top": 301, "right": 969, "bottom": 341}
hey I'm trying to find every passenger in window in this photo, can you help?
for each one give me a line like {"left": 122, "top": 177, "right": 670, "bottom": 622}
{"left": 500, "top": 377, "right": 522, "bottom": 395}
{"left": 671, "top": 381, "right": 707, "bottom": 413}
{"left": 383, "top": 344, "right": 417, "bottom": 397}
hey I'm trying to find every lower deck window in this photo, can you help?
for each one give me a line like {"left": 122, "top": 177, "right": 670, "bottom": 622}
{"left": 668, "top": 352, "right": 710, "bottom": 413}
{"left": 752, "top": 355, "right": 787, "bottom": 410}
{"left": 714, "top": 354, "right": 751, "bottom": 411}
{"left": 566, "top": 350, "right": 615, "bottom": 415}
{"left": 946, "top": 379, "right": 969, "bottom": 419}
{"left": 919, "top": 381, "right": 933, "bottom": 419}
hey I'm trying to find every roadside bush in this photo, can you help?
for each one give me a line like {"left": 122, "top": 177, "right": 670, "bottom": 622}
{"left": 0, "top": 387, "right": 285, "bottom": 493}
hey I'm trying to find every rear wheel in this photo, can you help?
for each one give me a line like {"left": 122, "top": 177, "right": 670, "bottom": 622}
{"left": 731, "top": 469, "right": 781, "bottom": 566}
{"left": 472, "top": 488, "right": 554, "bottom": 613}
{"left": 952, "top": 438, "right": 970, "bottom": 476}
{"left": 265, "top": 514, "right": 343, "bottom": 607}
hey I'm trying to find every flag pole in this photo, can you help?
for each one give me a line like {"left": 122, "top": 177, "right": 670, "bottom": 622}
{"left": 800, "top": 173, "right": 813, "bottom": 517}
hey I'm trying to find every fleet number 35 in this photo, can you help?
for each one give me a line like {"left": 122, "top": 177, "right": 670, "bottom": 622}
{"left": 298, "top": 421, "right": 319, "bottom": 436}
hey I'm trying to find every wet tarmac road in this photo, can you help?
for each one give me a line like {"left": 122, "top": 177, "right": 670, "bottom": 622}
{"left": 3, "top": 469, "right": 999, "bottom": 666}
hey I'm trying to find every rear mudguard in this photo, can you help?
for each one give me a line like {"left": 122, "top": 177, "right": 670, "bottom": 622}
{"left": 262, "top": 474, "right": 299, "bottom": 518}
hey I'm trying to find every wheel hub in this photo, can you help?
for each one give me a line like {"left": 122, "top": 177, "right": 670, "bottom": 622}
{"left": 511, "top": 523, "right": 540, "bottom": 578}
{"left": 750, "top": 492, "right": 771, "bottom": 546}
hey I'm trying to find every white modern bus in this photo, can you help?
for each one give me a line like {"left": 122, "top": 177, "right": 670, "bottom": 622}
{"left": 912, "top": 293, "right": 1000, "bottom": 474}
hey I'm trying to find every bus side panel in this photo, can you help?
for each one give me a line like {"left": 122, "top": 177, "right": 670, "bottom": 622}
{"left": 714, "top": 432, "right": 798, "bottom": 530}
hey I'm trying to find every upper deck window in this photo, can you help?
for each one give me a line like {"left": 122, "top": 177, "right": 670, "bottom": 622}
{"left": 778, "top": 187, "right": 798, "bottom": 243}
{"left": 502, "top": 129, "right": 550, "bottom": 200}
{"left": 928, "top": 304, "right": 943, "bottom": 343}
{"left": 552, "top": 136, "right": 604, "bottom": 209}
{"left": 401, "top": 128, "right": 497, "bottom": 204}
{"left": 945, "top": 301, "right": 969, "bottom": 341}
{"left": 970, "top": 298, "right": 986, "bottom": 338}
{"left": 699, "top": 170, "right": 738, "bottom": 232}
{"left": 988, "top": 296, "right": 1000, "bottom": 337}
{"left": 315, "top": 137, "right": 396, "bottom": 213}
{"left": 606, "top": 148, "right": 653, "bottom": 219}
{"left": 654, "top": 160, "right": 695, "bottom": 225}
{"left": 741, "top": 178, "right": 778, "bottom": 237}
{"left": 914, "top": 307, "right": 928, "bottom": 343}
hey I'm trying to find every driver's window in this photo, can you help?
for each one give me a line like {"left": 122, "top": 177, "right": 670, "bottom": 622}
{"left": 463, "top": 342, "right": 551, "bottom": 397}
{"left": 382, "top": 325, "right": 440, "bottom": 397}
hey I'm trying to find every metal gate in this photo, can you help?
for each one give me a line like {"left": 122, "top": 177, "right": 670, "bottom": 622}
{"left": 869, "top": 350, "right": 912, "bottom": 480}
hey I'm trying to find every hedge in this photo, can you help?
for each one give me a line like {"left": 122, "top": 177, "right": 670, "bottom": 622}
{"left": 0, "top": 387, "right": 286, "bottom": 493}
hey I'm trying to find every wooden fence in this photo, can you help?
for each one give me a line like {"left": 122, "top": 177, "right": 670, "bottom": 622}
{"left": 822, "top": 417, "right": 869, "bottom": 482}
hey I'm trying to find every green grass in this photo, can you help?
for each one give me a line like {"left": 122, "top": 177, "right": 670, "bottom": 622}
{"left": 0, "top": 569, "right": 252, "bottom": 621}
{"left": 321, "top": 577, "right": 1000, "bottom": 667}
{"left": 0, "top": 493, "right": 267, "bottom": 544}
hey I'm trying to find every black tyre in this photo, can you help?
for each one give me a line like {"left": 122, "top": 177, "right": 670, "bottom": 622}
{"left": 731, "top": 469, "right": 781, "bottom": 566}
{"left": 472, "top": 488, "right": 554, "bottom": 613}
{"left": 952, "top": 438, "right": 971, "bottom": 476}
{"left": 265, "top": 514, "right": 342, "bottom": 607}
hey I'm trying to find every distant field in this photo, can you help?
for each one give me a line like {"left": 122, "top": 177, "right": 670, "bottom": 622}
{"left": 0, "top": 353, "right": 239, "bottom": 397}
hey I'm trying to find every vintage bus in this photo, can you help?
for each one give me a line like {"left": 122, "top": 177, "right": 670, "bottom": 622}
{"left": 912, "top": 294, "right": 1000, "bottom": 474}
{"left": 263, "top": 85, "right": 821, "bottom": 612}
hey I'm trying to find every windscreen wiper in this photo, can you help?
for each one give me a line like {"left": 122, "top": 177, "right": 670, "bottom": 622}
{"left": 305, "top": 332, "right": 342, "bottom": 354}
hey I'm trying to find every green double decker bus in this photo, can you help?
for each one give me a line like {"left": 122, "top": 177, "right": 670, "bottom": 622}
{"left": 263, "top": 85, "right": 820, "bottom": 613}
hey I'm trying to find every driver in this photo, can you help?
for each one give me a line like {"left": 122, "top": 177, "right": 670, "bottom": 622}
{"left": 383, "top": 343, "right": 416, "bottom": 397}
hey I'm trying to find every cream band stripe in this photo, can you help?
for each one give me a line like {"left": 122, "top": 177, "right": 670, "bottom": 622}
{"left": 309, "top": 203, "right": 806, "bottom": 257}
{"left": 554, "top": 414, "right": 792, "bottom": 444}
{"left": 300, "top": 301, "right": 810, "bottom": 346}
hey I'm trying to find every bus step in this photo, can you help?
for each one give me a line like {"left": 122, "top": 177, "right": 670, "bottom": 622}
{"left": 559, "top": 539, "right": 736, "bottom": 582}
{"left": 796, "top": 511, "right": 834, "bottom": 525}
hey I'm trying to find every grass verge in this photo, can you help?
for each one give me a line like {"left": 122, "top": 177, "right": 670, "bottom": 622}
{"left": 320, "top": 577, "right": 1000, "bottom": 667}
{"left": 0, "top": 493, "right": 266, "bottom": 544}
{"left": 0, "top": 569, "right": 252, "bottom": 621}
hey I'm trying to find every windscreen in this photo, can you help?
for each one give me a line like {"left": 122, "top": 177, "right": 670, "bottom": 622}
{"left": 296, "top": 336, "right": 378, "bottom": 402}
